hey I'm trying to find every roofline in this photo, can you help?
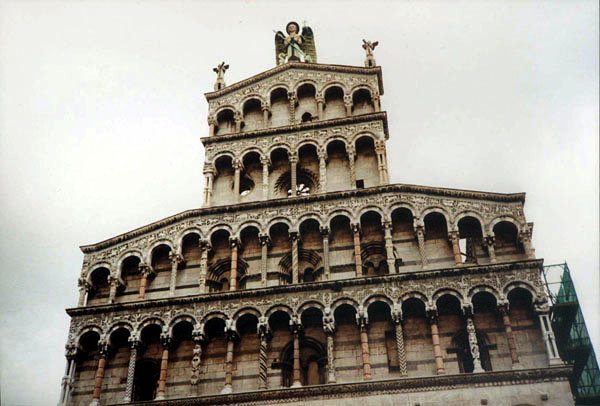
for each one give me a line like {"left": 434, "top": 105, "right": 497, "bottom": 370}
{"left": 204, "top": 62, "right": 384, "bottom": 100}
{"left": 80, "top": 184, "right": 526, "bottom": 253}
{"left": 201, "top": 112, "right": 389, "bottom": 145}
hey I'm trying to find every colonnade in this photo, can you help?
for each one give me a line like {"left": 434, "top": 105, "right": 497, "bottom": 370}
{"left": 60, "top": 295, "right": 561, "bottom": 405}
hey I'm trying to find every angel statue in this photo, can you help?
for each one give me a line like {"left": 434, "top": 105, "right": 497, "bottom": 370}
{"left": 274, "top": 21, "right": 317, "bottom": 66}
{"left": 362, "top": 39, "right": 379, "bottom": 68}
{"left": 212, "top": 61, "right": 229, "bottom": 91}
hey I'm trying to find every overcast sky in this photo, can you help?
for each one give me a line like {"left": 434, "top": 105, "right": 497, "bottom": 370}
{"left": 0, "top": 1, "right": 598, "bottom": 405}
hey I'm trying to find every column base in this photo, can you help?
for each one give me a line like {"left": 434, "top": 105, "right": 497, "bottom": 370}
{"left": 473, "top": 367, "right": 484, "bottom": 373}
{"left": 327, "top": 375, "right": 336, "bottom": 384}
{"left": 88, "top": 400, "right": 100, "bottom": 406}
{"left": 123, "top": 396, "right": 131, "bottom": 402}
{"left": 221, "top": 384, "right": 232, "bottom": 394}
{"left": 155, "top": 394, "right": 165, "bottom": 401}
{"left": 549, "top": 357, "right": 563, "bottom": 366}
{"left": 291, "top": 381, "right": 302, "bottom": 388}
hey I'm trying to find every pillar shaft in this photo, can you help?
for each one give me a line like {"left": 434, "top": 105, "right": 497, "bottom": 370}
{"left": 290, "top": 156, "right": 297, "bottom": 197}
{"left": 393, "top": 318, "right": 408, "bottom": 376}
{"left": 223, "top": 337, "right": 234, "bottom": 393}
{"left": 321, "top": 227, "right": 330, "bottom": 280}
{"left": 486, "top": 236, "right": 497, "bottom": 263}
{"left": 191, "top": 333, "right": 204, "bottom": 385}
{"left": 352, "top": 224, "right": 362, "bottom": 276}
{"left": 258, "top": 331, "right": 268, "bottom": 389}
{"left": 65, "top": 357, "right": 76, "bottom": 405}
{"left": 428, "top": 315, "right": 445, "bottom": 375}
{"left": 359, "top": 325, "right": 371, "bottom": 380}
{"left": 318, "top": 152, "right": 327, "bottom": 193}
{"left": 348, "top": 147, "right": 356, "bottom": 188}
{"left": 500, "top": 306, "right": 519, "bottom": 365}
{"left": 288, "top": 92, "right": 296, "bottom": 124}
{"left": 415, "top": 226, "right": 428, "bottom": 267}
{"left": 203, "top": 173, "right": 214, "bottom": 207}
{"left": 233, "top": 160, "right": 241, "bottom": 203}
{"left": 259, "top": 234, "right": 269, "bottom": 287}
{"left": 199, "top": 241, "right": 209, "bottom": 294}
{"left": 449, "top": 231, "right": 462, "bottom": 266}
{"left": 91, "top": 351, "right": 107, "bottom": 403}
{"left": 123, "top": 341, "right": 138, "bottom": 402}
{"left": 230, "top": 240, "right": 238, "bottom": 291}
{"left": 373, "top": 95, "right": 380, "bottom": 112}
{"left": 316, "top": 96, "right": 324, "bottom": 120}
{"left": 261, "top": 158, "right": 269, "bottom": 200}
{"left": 537, "top": 311, "right": 561, "bottom": 364}
{"left": 262, "top": 108, "right": 269, "bottom": 128}
{"left": 292, "top": 331, "right": 302, "bottom": 387}
{"left": 168, "top": 252, "right": 182, "bottom": 297}
{"left": 383, "top": 221, "right": 396, "bottom": 273}
{"left": 344, "top": 95, "right": 352, "bottom": 116}
{"left": 291, "top": 233, "right": 299, "bottom": 284}
{"left": 156, "top": 345, "right": 169, "bottom": 399}
{"left": 466, "top": 316, "right": 484, "bottom": 372}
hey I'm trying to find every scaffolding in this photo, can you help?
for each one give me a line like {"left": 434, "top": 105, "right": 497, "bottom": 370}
{"left": 542, "top": 263, "right": 600, "bottom": 405}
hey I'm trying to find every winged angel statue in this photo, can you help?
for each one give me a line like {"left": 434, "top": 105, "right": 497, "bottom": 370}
{"left": 274, "top": 21, "right": 317, "bottom": 66}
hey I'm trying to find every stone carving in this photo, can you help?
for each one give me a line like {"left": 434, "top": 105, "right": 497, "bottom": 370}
{"left": 274, "top": 21, "right": 316, "bottom": 65}
{"left": 467, "top": 317, "right": 484, "bottom": 373}
{"left": 362, "top": 39, "right": 379, "bottom": 68}
{"left": 213, "top": 62, "right": 229, "bottom": 91}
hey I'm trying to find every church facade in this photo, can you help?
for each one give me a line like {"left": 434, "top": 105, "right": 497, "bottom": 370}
{"left": 58, "top": 22, "right": 574, "bottom": 406}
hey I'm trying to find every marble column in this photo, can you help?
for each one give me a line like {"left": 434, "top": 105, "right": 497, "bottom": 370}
{"left": 320, "top": 226, "right": 330, "bottom": 280}
{"left": 391, "top": 305, "right": 408, "bottom": 376}
{"left": 191, "top": 326, "right": 206, "bottom": 385}
{"left": 347, "top": 145, "right": 356, "bottom": 188}
{"left": 198, "top": 240, "right": 210, "bottom": 294}
{"left": 58, "top": 345, "right": 77, "bottom": 406}
{"left": 229, "top": 237, "right": 239, "bottom": 291}
{"left": 520, "top": 225, "right": 535, "bottom": 258}
{"left": 290, "top": 317, "right": 302, "bottom": 387}
{"left": 344, "top": 94, "right": 353, "bottom": 116}
{"left": 323, "top": 310, "right": 337, "bottom": 383}
{"left": 77, "top": 278, "right": 91, "bottom": 307}
{"left": 536, "top": 305, "right": 562, "bottom": 365}
{"left": 257, "top": 318, "right": 270, "bottom": 390}
{"left": 259, "top": 234, "right": 270, "bottom": 287}
{"left": 383, "top": 221, "right": 396, "bottom": 273}
{"left": 449, "top": 231, "right": 462, "bottom": 266}
{"left": 107, "top": 274, "right": 121, "bottom": 304}
{"left": 89, "top": 341, "right": 108, "bottom": 406}
{"left": 372, "top": 94, "right": 380, "bottom": 112}
{"left": 261, "top": 102, "right": 270, "bottom": 128}
{"left": 155, "top": 334, "right": 171, "bottom": 400}
{"left": 485, "top": 235, "right": 497, "bottom": 263}
{"left": 260, "top": 157, "right": 270, "bottom": 201}
{"left": 415, "top": 224, "right": 428, "bottom": 267}
{"left": 138, "top": 263, "right": 154, "bottom": 300}
{"left": 356, "top": 308, "right": 371, "bottom": 380}
{"left": 318, "top": 149, "right": 327, "bottom": 193}
{"left": 222, "top": 323, "right": 237, "bottom": 394}
{"left": 288, "top": 91, "right": 297, "bottom": 124}
{"left": 352, "top": 223, "right": 363, "bottom": 277}
{"left": 498, "top": 302, "right": 519, "bottom": 366}
{"left": 316, "top": 94, "right": 325, "bottom": 120}
{"left": 427, "top": 310, "right": 445, "bottom": 375}
{"left": 290, "top": 231, "right": 299, "bottom": 284}
{"left": 203, "top": 169, "right": 214, "bottom": 207}
{"left": 123, "top": 336, "right": 140, "bottom": 402}
{"left": 234, "top": 111, "right": 242, "bottom": 133}
{"left": 289, "top": 154, "right": 298, "bottom": 197}
{"left": 208, "top": 116, "right": 216, "bottom": 137}
{"left": 168, "top": 250, "right": 183, "bottom": 297}
{"left": 465, "top": 315, "right": 484, "bottom": 372}
{"left": 233, "top": 159, "right": 242, "bottom": 203}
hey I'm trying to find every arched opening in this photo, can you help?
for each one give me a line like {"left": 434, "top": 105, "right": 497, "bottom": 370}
{"left": 135, "top": 324, "right": 163, "bottom": 401}
{"left": 367, "top": 301, "right": 397, "bottom": 372}
{"left": 507, "top": 288, "right": 544, "bottom": 367}
{"left": 352, "top": 89, "right": 374, "bottom": 115}
{"left": 402, "top": 298, "right": 431, "bottom": 376}
{"left": 436, "top": 294, "right": 464, "bottom": 374}
{"left": 458, "top": 217, "right": 484, "bottom": 264}
{"left": 391, "top": 208, "right": 417, "bottom": 270}
{"left": 170, "top": 320, "right": 194, "bottom": 392}
{"left": 148, "top": 244, "right": 171, "bottom": 297}
{"left": 87, "top": 267, "right": 110, "bottom": 305}
{"left": 297, "top": 83, "right": 317, "bottom": 123}
{"left": 182, "top": 233, "right": 201, "bottom": 264}
{"left": 360, "top": 211, "right": 387, "bottom": 276}
{"left": 270, "top": 148, "right": 291, "bottom": 199}
{"left": 493, "top": 221, "right": 520, "bottom": 257}
{"left": 207, "top": 229, "right": 232, "bottom": 292}
{"left": 240, "top": 226, "right": 261, "bottom": 288}
{"left": 354, "top": 136, "right": 378, "bottom": 188}
{"left": 270, "top": 88, "right": 289, "bottom": 127}
{"left": 116, "top": 256, "right": 141, "bottom": 302}
{"left": 326, "top": 140, "right": 351, "bottom": 192}
{"left": 299, "top": 219, "right": 323, "bottom": 282}
{"left": 270, "top": 223, "right": 292, "bottom": 285}
{"left": 240, "top": 152, "right": 261, "bottom": 201}
{"left": 242, "top": 98, "right": 263, "bottom": 131}
{"left": 424, "top": 212, "right": 453, "bottom": 266}
{"left": 323, "top": 86, "right": 345, "bottom": 120}
{"left": 471, "top": 291, "right": 497, "bottom": 371}
{"left": 329, "top": 215, "right": 354, "bottom": 278}
{"left": 71, "top": 330, "right": 101, "bottom": 404}
{"left": 297, "top": 144, "right": 320, "bottom": 196}
{"left": 203, "top": 318, "right": 227, "bottom": 392}
{"left": 212, "top": 155, "right": 234, "bottom": 206}
{"left": 333, "top": 303, "right": 361, "bottom": 382}
{"left": 279, "top": 336, "right": 326, "bottom": 387}
{"left": 235, "top": 313, "right": 259, "bottom": 385}
{"left": 215, "top": 109, "right": 235, "bottom": 136}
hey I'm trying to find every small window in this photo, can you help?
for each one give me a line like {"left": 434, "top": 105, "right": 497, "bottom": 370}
{"left": 356, "top": 179, "right": 365, "bottom": 189}
{"left": 301, "top": 112, "right": 312, "bottom": 123}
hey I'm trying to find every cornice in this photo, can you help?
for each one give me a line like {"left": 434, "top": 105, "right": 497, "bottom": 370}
{"left": 103, "top": 366, "right": 571, "bottom": 406}
{"left": 66, "top": 259, "right": 543, "bottom": 316}
{"left": 200, "top": 112, "right": 389, "bottom": 145}
{"left": 79, "top": 184, "right": 526, "bottom": 253}
{"left": 204, "top": 62, "right": 384, "bottom": 100}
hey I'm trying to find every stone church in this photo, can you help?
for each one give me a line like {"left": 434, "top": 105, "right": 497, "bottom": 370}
{"left": 58, "top": 21, "right": 574, "bottom": 406}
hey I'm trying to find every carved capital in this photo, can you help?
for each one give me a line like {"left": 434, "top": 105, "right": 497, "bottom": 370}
{"left": 138, "top": 262, "right": 155, "bottom": 278}
{"left": 260, "top": 156, "right": 271, "bottom": 167}
{"left": 319, "top": 225, "right": 330, "bottom": 236}
{"left": 356, "top": 305, "right": 369, "bottom": 328}
{"left": 351, "top": 223, "right": 361, "bottom": 235}
{"left": 229, "top": 237, "right": 240, "bottom": 249}
{"left": 391, "top": 303, "right": 403, "bottom": 324}
{"left": 77, "top": 277, "right": 92, "bottom": 292}
{"left": 259, "top": 233, "right": 271, "bottom": 247}
{"left": 261, "top": 101, "right": 271, "bottom": 112}
{"left": 169, "top": 250, "right": 184, "bottom": 266}
{"left": 343, "top": 94, "right": 353, "bottom": 106}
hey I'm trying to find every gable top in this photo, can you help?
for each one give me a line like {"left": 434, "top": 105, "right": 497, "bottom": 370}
{"left": 204, "top": 62, "right": 384, "bottom": 101}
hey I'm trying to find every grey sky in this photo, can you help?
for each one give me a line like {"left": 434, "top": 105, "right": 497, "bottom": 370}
{"left": 0, "top": 1, "right": 597, "bottom": 405}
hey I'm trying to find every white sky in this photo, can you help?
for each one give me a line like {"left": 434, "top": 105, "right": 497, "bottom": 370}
{"left": 0, "top": 1, "right": 598, "bottom": 405}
